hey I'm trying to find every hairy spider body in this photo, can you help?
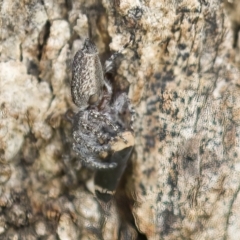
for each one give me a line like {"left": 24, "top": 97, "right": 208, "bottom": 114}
{"left": 71, "top": 38, "right": 135, "bottom": 172}
{"left": 72, "top": 92, "right": 134, "bottom": 170}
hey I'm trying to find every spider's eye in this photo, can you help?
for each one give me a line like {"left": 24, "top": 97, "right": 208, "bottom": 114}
{"left": 88, "top": 93, "right": 99, "bottom": 105}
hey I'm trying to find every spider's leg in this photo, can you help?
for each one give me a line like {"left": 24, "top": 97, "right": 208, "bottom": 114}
{"left": 104, "top": 36, "right": 134, "bottom": 74}
{"left": 102, "top": 36, "right": 133, "bottom": 103}
{"left": 112, "top": 93, "right": 136, "bottom": 132}
{"left": 72, "top": 111, "right": 116, "bottom": 169}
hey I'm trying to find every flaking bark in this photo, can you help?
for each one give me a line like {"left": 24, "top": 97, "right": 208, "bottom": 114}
{"left": 1, "top": 0, "right": 240, "bottom": 239}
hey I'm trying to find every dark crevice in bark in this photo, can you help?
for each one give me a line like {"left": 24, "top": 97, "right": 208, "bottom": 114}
{"left": 115, "top": 159, "right": 148, "bottom": 240}
{"left": 38, "top": 20, "right": 51, "bottom": 62}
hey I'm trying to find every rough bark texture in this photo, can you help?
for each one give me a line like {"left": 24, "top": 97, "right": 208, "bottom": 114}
{"left": 1, "top": 0, "right": 240, "bottom": 239}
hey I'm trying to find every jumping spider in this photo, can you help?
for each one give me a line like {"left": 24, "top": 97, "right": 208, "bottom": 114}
{"left": 71, "top": 38, "right": 135, "bottom": 171}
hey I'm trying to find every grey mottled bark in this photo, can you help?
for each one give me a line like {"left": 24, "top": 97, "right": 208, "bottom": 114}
{"left": 1, "top": 0, "right": 240, "bottom": 239}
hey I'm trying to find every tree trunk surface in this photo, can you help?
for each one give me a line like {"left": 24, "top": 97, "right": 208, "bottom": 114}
{"left": 1, "top": 0, "right": 240, "bottom": 239}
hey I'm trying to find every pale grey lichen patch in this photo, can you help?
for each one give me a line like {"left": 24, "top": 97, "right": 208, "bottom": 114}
{"left": 57, "top": 214, "right": 78, "bottom": 240}
{"left": 43, "top": 20, "right": 70, "bottom": 60}
{"left": 1, "top": 0, "right": 240, "bottom": 239}
{"left": 1, "top": 1, "right": 48, "bottom": 61}
{"left": 43, "top": 0, "right": 68, "bottom": 20}
{"left": 0, "top": 61, "right": 51, "bottom": 161}
{"left": 73, "top": 13, "right": 89, "bottom": 38}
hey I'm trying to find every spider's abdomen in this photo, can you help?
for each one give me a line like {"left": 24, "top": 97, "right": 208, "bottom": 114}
{"left": 72, "top": 39, "right": 104, "bottom": 110}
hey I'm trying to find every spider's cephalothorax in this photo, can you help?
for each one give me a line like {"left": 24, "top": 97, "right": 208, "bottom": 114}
{"left": 71, "top": 38, "right": 135, "bottom": 173}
